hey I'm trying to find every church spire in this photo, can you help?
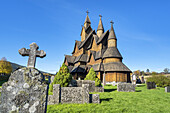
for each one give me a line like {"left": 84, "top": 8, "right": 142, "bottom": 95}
{"left": 84, "top": 10, "right": 91, "bottom": 28}
{"left": 108, "top": 20, "right": 116, "bottom": 40}
{"left": 108, "top": 21, "right": 117, "bottom": 47}
{"left": 97, "top": 15, "right": 104, "bottom": 37}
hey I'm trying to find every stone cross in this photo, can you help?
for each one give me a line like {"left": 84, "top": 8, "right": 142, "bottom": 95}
{"left": 19, "top": 42, "right": 46, "bottom": 68}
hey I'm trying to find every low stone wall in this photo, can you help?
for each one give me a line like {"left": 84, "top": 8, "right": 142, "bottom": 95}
{"left": 146, "top": 82, "right": 156, "bottom": 89}
{"left": 76, "top": 80, "right": 104, "bottom": 92}
{"left": 48, "top": 84, "right": 100, "bottom": 105}
{"left": 165, "top": 86, "right": 170, "bottom": 93}
{"left": 117, "top": 83, "right": 135, "bottom": 92}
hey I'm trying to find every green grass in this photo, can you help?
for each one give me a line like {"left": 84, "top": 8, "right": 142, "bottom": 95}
{"left": 47, "top": 84, "right": 170, "bottom": 113}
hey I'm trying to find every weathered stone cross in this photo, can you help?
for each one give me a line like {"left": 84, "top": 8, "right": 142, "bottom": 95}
{"left": 19, "top": 42, "right": 46, "bottom": 68}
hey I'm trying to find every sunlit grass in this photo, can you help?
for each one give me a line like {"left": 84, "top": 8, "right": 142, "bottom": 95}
{"left": 47, "top": 84, "right": 170, "bottom": 113}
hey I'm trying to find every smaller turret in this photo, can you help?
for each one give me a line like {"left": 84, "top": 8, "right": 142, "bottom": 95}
{"left": 97, "top": 15, "right": 104, "bottom": 37}
{"left": 108, "top": 21, "right": 117, "bottom": 47}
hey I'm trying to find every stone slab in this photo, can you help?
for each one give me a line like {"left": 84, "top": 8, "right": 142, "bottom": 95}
{"left": 165, "top": 86, "right": 170, "bottom": 93}
{"left": 117, "top": 83, "right": 135, "bottom": 92}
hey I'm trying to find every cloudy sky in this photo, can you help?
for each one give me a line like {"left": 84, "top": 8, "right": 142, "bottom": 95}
{"left": 0, "top": 0, "right": 170, "bottom": 73}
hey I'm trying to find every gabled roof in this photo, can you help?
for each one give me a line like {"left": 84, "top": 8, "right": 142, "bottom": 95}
{"left": 92, "top": 63, "right": 104, "bottom": 72}
{"left": 87, "top": 51, "right": 96, "bottom": 62}
{"left": 97, "top": 30, "right": 109, "bottom": 44}
{"left": 67, "top": 66, "right": 74, "bottom": 72}
{"left": 80, "top": 25, "right": 92, "bottom": 36}
{"left": 71, "top": 65, "right": 86, "bottom": 73}
{"left": 103, "top": 62, "right": 131, "bottom": 72}
{"left": 79, "top": 30, "right": 95, "bottom": 49}
{"left": 103, "top": 47, "right": 122, "bottom": 59}
{"left": 65, "top": 55, "right": 76, "bottom": 64}
{"left": 95, "top": 48, "right": 106, "bottom": 60}
{"left": 74, "top": 54, "right": 88, "bottom": 63}
{"left": 72, "top": 41, "right": 82, "bottom": 54}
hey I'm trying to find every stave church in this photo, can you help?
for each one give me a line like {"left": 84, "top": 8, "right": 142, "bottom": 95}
{"left": 64, "top": 11, "right": 131, "bottom": 82}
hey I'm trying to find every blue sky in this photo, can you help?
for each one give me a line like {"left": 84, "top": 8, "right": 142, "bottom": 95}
{"left": 0, "top": 0, "right": 170, "bottom": 74}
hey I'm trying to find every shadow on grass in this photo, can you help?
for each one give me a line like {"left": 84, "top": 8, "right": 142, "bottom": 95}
{"left": 100, "top": 98, "right": 113, "bottom": 103}
{"left": 136, "top": 84, "right": 145, "bottom": 87}
{"left": 104, "top": 88, "right": 117, "bottom": 92}
{"left": 135, "top": 90, "right": 142, "bottom": 92}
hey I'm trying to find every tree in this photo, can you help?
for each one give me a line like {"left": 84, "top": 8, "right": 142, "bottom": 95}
{"left": 49, "top": 63, "right": 72, "bottom": 92}
{"left": 146, "top": 69, "right": 150, "bottom": 73}
{"left": 133, "top": 70, "right": 141, "bottom": 76}
{"left": 164, "top": 68, "right": 169, "bottom": 74}
{"left": 84, "top": 68, "right": 101, "bottom": 87}
{"left": 0, "top": 58, "right": 12, "bottom": 74}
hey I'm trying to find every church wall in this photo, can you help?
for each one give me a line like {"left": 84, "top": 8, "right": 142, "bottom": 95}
{"left": 73, "top": 48, "right": 84, "bottom": 57}
{"left": 97, "top": 30, "right": 103, "bottom": 37}
{"left": 105, "top": 72, "right": 128, "bottom": 82}
{"left": 103, "top": 58, "right": 121, "bottom": 63}
{"left": 108, "top": 39, "right": 116, "bottom": 47}
{"left": 81, "top": 28, "right": 87, "bottom": 41}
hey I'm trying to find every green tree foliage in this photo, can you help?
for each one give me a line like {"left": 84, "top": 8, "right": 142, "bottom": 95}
{"left": 0, "top": 58, "right": 12, "bottom": 74}
{"left": 84, "top": 68, "right": 101, "bottom": 87}
{"left": 164, "top": 68, "right": 170, "bottom": 74}
{"left": 49, "top": 63, "right": 72, "bottom": 92}
{"left": 147, "top": 75, "right": 170, "bottom": 87}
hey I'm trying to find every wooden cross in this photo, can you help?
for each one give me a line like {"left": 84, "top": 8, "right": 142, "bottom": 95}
{"left": 19, "top": 42, "right": 46, "bottom": 68}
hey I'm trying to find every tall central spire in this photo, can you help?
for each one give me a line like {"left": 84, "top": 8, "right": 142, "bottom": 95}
{"left": 97, "top": 15, "right": 104, "bottom": 37}
{"left": 84, "top": 10, "right": 91, "bottom": 28}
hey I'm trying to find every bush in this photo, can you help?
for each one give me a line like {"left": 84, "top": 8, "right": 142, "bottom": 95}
{"left": 50, "top": 63, "right": 72, "bottom": 92}
{"left": 147, "top": 75, "right": 170, "bottom": 87}
{"left": 85, "top": 68, "right": 101, "bottom": 87}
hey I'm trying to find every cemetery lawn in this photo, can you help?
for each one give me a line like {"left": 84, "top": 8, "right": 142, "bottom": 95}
{"left": 47, "top": 84, "right": 170, "bottom": 113}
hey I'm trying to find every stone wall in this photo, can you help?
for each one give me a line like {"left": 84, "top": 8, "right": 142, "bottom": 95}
{"left": 117, "top": 83, "right": 135, "bottom": 92}
{"left": 76, "top": 80, "right": 104, "bottom": 92}
{"left": 48, "top": 84, "right": 100, "bottom": 105}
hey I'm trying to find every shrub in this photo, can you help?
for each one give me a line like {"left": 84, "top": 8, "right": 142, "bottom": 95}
{"left": 85, "top": 68, "right": 101, "bottom": 87}
{"left": 147, "top": 75, "right": 170, "bottom": 87}
{"left": 50, "top": 63, "right": 72, "bottom": 92}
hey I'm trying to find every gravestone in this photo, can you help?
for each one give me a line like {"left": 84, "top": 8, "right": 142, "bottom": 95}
{"left": 141, "top": 75, "right": 145, "bottom": 83}
{"left": 103, "top": 72, "right": 106, "bottom": 86}
{"left": 117, "top": 83, "right": 136, "bottom": 92}
{"left": 0, "top": 42, "right": 47, "bottom": 113}
{"left": 165, "top": 86, "right": 170, "bottom": 93}
{"left": 146, "top": 82, "right": 156, "bottom": 89}
{"left": 50, "top": 76, "right": 55, "bottom": 83}
{"left": 132, "top": 74, "right": 136, "bottom": 85}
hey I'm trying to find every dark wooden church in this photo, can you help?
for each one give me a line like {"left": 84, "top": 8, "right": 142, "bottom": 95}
{"left": 64, "top": 11, "right": 131, "bottom": 82}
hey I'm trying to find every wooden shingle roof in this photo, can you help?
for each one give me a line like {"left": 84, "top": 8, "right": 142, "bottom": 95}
{"left": 103, "top": 47, "right": 122, "bottom": 59}
{"left": 65, "top": 55, "right": 76, "bottom": 64}
{"left": 103, "top": 62, "right": 131, "bottom": 72}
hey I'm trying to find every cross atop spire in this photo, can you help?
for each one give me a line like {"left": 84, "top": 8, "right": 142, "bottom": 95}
{"left": 86, "top": 10, "right": 89, "bottom": 15}
{"left": 110, "top": 20, "right": 114, "bottom": 24}
{"left": 99, "top": 14, "right": 102, "bottom": 18}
